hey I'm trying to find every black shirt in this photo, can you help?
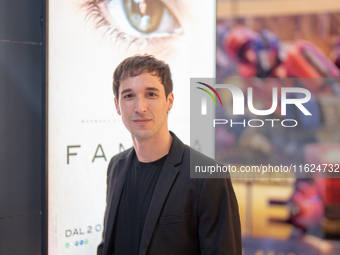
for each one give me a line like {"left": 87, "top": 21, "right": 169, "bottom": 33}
{"left": 112, "top": 153, "right": 167, "bottom": 255}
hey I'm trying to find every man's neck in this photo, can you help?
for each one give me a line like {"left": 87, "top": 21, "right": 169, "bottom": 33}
{"left": 132, "top": 131, "right": 173, "bottom": 163}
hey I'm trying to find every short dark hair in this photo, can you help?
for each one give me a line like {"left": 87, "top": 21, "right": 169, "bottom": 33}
{"left": 113, "top": 54, "right": 173, "bottom": 100}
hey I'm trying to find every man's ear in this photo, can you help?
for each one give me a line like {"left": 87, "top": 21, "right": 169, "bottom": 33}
{"left": 114, "top": 97, "right": 121, "bottom": 115}
{"left": 167, "top": 92, "right": 174, "bottom": 112}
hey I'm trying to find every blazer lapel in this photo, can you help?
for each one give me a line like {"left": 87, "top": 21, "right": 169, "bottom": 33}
{"left": 103, "top": 148, "right": 134, "bottom": 255}
{"left": 139, "top": 132, "right": 185, "bottom": 255}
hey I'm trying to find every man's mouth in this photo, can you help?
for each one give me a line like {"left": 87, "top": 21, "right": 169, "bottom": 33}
{"left": 132, "top": 119, "right": 151, "bottom": 124}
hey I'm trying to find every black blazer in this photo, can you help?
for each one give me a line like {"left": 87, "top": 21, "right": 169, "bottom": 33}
{"left": 97, "top": 132, "right": 242, "bottom": 255}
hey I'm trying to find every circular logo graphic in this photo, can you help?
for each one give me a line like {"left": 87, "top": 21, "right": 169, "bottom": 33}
{"left": 75, "top": 241, "right": 79, "bottom": 246}
{"left": 85, "top": 239, "right": 89, "bottom": 244}
{"left": 80, "top": 240, "right": 84, "bottom": 245}
{"left": 65, "top": 243, "right": 69, "bottom": 248}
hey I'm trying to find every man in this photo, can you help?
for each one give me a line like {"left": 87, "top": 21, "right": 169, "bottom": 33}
{"left": 97, "top": 55, "right": 241, "bottom": 255}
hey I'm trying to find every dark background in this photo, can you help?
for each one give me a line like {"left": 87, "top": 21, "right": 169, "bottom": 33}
{"left": 0, "top": 0, "right": 46, "bottom": 254}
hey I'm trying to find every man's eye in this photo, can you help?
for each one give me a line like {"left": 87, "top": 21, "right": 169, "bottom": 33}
{"left": 148, "top": 92, "right": 157, "bottom": 97}
{"left": 84, "top": 0, "right": 183, "bottom": 48}
{"left": 124, "top": 94, "right": 133, "bottom": 98}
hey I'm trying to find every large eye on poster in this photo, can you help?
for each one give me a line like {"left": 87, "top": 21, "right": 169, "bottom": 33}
{"left": 47, "top": 0, "right": 215, "bottom": 254}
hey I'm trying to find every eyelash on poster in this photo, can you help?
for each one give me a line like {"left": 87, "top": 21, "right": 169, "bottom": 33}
{"left": 84, "top": 0, "right": 128, "bottom": 42}
{"left": 83, "top": 0, "right": 177, "bottom": 49}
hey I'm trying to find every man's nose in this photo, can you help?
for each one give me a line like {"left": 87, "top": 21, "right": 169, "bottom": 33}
{"left": 134, "top": 96, "right": 147, "bottom": 113}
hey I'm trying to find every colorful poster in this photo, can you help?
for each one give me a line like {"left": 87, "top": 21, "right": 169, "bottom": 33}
{"left": 217, "top": 9, "right": 340, "bottom": 255}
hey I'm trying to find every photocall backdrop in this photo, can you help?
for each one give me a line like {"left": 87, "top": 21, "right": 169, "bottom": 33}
{"left": 47, "top": 0, "right": 215, "bottom": 254}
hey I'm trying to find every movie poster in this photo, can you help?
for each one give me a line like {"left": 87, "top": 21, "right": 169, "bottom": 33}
{"left": 48, "top": 0, "right": 215, "bottom": 254}
{"left": 216, "top": 3, "right": 340, "bottom": 254}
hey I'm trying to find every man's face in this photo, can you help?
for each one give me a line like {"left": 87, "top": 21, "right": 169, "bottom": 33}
{"left": 114, "top": 72, "right": 174, "bottom": 141}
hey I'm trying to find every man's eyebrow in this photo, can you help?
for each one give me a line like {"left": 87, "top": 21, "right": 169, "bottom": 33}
{"left": 120, "top": 88, "right": 132, "bottom": 95}
{"left": 145, "top": 87, "right": 160, "bottom": 91}
{"left": 121, "top": 87, "right": 160, "bottom": 95}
